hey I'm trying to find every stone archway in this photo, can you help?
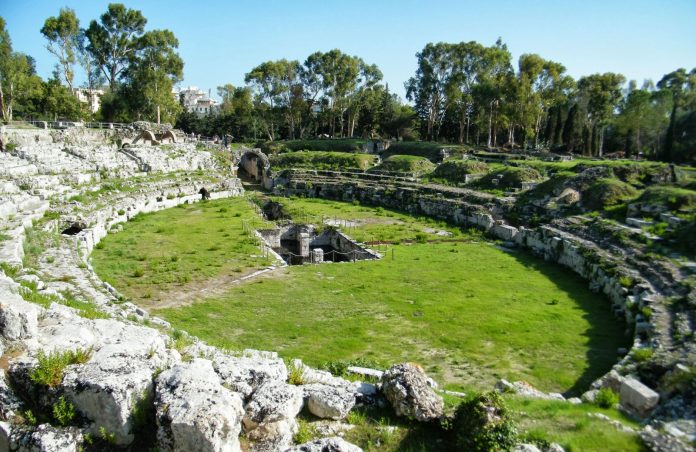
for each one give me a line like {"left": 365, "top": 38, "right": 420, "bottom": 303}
{"left": 233, "top": 148, "right": 272, "bottom": 189}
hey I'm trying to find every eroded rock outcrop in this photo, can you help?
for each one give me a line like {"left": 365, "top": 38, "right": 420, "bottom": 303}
{"left": 155, "top": 359, "right": 245, "bottom": 452}
{"left": 381, "top": 363, "right": 444, "bottom": 422}
{"left": 243, "top": 380, "right": 304, "bottom": 449}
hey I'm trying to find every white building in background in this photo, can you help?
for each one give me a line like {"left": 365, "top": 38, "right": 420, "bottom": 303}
{"left": 74, "top": 88, "right": 104, "bottom": 113}
{"left": 174, "top": 86, "right": 219, "bottom": 116}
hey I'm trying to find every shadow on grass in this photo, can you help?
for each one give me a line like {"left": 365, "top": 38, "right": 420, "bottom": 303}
{"left": 505, "top": 248, "right": 632, "bottom": 397}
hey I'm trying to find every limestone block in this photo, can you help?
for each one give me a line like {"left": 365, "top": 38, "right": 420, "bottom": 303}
{"left": 210, "top": 349, "right": 287, "bottom": 398}
{"left": 303, "top": 384, "right": 355, "bottom": 420}
{"left": 243, "top": 380, "right": 303, "bottom": 447}
{"left": 620, "top": 378, "right": 659, "bottom": 417}
{"left": 491, "top": 224, "right": 519, "bottom": 241}
{"left": 155, "top": 359, "right": 244, "bottom": 452}
{"left": 0, "top": 290, "right": 39, "bottom": 341}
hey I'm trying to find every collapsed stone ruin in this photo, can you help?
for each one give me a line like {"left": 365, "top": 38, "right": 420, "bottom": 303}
{"left": 257, "top": 223, "right": 380, "bottom": 265}
{"left": 0, "top": 124, "right": 693, "bottom": 451}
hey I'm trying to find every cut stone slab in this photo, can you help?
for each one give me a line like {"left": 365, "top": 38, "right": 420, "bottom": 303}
{"left": 346, "top": 366, "right": 383, "bottom": 380}
{"left": 620, "top": 378, "right": 659, "bottom": 418}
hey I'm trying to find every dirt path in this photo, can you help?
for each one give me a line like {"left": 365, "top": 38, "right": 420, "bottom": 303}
{"left": 140, "top": 265, "right": 288, "bottom": 311}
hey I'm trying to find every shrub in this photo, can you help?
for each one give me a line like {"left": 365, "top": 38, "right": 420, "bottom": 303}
{"left": 415, "top": 233, "right": 428, "bottom": 243}
{"left": 53, "top": 396, "right": 76, "bottom": 426}
{"left": 132, "top": 268, "right": 145, "bottom": 278}
{"left": 30, "top": 348, "right": 92, "bottom": 387}
{"left": 293, "top": 418, "right": 318, "bottom": 444}
{"left": 283, "top": 139, "right": 365, "bottom": 153}
{"left": 452, "top": 391, "right": 518, "bottom": 452}
{"left": 594, "top": 387, "right": 619, "bottom": 409}
{"left": 618, "top": 275, "right": 634, "bottom": 288}
{"left": 287, "top": 361, "right": 305, "bottom": 385}
{"left": 632, "top": 348, "right": 654, "bottom": 363}
{"left": 636, "top": 185, "right": 696, "bottom": 212}
{"left": 319, "top": 357, "right": 381, "bottom": 377}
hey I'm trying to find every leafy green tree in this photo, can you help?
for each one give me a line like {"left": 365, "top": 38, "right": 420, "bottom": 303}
{"left": 41, "top": 77, "right": 83, "bottom": 120}
{"left": 245, "top": 59, "right": 302, "bottom": 140}
{"left": 345, "top": 61, "right": 383, "bottom": 137}
{"left": 40, "top": 8, "right": 80, "bottom": 91}
{"left": 447, "top": 41, "right": 486, "bottom": 144}
{"left": 406, "top": 42, "right": 455, "bottom": 140}
{"left": 614, "top": 81, "right": 670, "bottom": 157}
{"left": 475, "top": 40, "right": 514, "bottom": 148}
{"left": 576, "top": 72, "right": 625, "bottom": 156}
{"left": 217, "top": 83, "right": 236, "bottom": 113}
{"left": 516, "top": 54, "right": 573, "bottom": 148}
{"left": 657, "top": 68, "right": 696, "bottom": 161}
{"left": 76, "top": 29, "right": 105, "bottom": 97}
{"left": 85, "top": 3, "right": 146, "bottom": 91}
{"left": 304, "top": 50, "right": 363, "bottom": 137}
{"left": 120, "top": 29, "right": 183, "bottom": 123}
{"left": 0, "top": 18, "right": 44, "bottom": 122}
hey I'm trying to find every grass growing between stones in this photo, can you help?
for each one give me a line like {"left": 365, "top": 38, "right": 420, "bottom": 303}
{"left": 92, "top": 197, "right": 631, "bottom": 394}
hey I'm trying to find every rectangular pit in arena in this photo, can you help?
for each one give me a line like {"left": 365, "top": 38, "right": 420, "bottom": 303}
{"left": 257, "top": 224, "right": 380, "bottom": 265}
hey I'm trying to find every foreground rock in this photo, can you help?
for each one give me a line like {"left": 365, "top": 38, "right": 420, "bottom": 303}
{"left": 1, "top": 423, "right": 83, "bottom": 452}
{"left": 620, "top": 377, "right": 659, "bottom": 418}
{"left": 285, "top": 436, "right": 363, "bottom": 452}
{"left": 243, "top": 380, "right": 304, "bottom": 448}
{"left": 381, "top": 363, "right": 444, "bottom": 422}
{"left": 303, "top": 384, "right": 356, "bottom": 420}
{"left": 155, "top": 359, "right": 245, "bottom": 452}
{"left": 58, "top": 319, "right": 175, "bottom": 446}
{"left": 198, "top": 345, "right": 288, "bottom": 398}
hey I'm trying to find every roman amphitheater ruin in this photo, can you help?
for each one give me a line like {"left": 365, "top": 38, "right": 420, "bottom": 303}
{"left": 0, "top": 123, "right": 693, "bottom": 451}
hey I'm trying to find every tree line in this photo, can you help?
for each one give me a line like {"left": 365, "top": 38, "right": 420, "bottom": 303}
{"left": 1, "top": 5, "right": 694, "bottom": 162}
{"left": 405, "top": 40, "right": 695, "bottom": 162}
{"left": 0, "top": 3, "right": 182, "bottom": 124}
{"left": 176, "top": 50, "right": 417, "bottom": 144}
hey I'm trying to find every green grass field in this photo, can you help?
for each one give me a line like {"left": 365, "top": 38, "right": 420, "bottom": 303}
{"left": 91, "top": 196, "right": 630, "bottom": 395}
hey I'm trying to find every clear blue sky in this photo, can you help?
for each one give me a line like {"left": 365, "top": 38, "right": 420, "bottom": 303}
{"left": 1, "top": 0, "right": 694, "bottom": 100}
